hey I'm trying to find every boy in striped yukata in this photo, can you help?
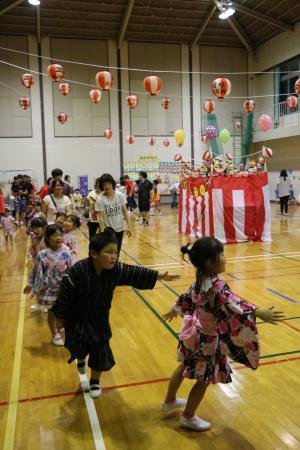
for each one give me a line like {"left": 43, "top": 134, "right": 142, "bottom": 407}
{"left": 52, "top": 227, "right": 179, "bottom": 399}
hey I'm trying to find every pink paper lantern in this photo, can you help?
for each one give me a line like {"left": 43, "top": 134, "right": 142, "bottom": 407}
{"left": 286, "top": 95, "right": 298, "bottom": 108}
{"left": 258, "top": 114, "right": 272, "bottom": 132}
{"left": 163, "top": 139, "right": 170, "bottom": 148}
{"left": 204, "top": 125, "right": 217, "bottom": 140}
{"left": 226, "top": 152, "right": 233, "bottom": 161}
{"left": 201, "top": 135, "right": 208, "bottom": 144}
{"left": 174, "top": 153, "right": 182, "bottom": 162}
{"left": 148, "top": 137, "right": 156, "bottom": 146}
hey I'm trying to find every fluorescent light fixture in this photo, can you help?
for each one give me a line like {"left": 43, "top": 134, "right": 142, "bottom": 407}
{"left": 218, "top": 6, "right": 235, "bottom": 19}
{"left": 28, "top": 0, "right": 40, "bottom": 5}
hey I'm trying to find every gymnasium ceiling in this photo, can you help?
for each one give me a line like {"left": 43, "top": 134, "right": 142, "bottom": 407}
{"left": 0, "top": 0, "right": 299, "bottom": 51}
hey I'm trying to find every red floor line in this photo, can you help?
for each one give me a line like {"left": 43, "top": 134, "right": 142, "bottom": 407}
{"left": 282, "top": 321, "right": 300, "bottom": 332}
{"left": 0, "top": 357, "right": 300, "bottom": 408}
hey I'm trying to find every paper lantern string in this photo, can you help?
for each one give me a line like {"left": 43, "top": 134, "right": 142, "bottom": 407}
{"left": 0, "top": 45, "right": 297, "bottom": 75}
{"left": 0, "top": 59, "right": 296, "bottom": 101}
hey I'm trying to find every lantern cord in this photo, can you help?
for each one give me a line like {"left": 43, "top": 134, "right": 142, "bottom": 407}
{"left": 0, "top": 59, "right": 297, "bottom": 100}
{"left": 0, "top": 45, "right": 298, "bottom": 76}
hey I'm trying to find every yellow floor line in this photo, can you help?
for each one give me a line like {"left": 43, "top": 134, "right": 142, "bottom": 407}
{"left": 3, "top": 240, "right": 30, "bottom": 450}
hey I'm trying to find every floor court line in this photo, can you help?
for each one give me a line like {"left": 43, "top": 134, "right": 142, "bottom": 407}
{"left": 0, "top": 354, "right": 299, "bottom": 409}
{"left": 267, "top": 288, "right": 298, "bottom": 303}
{"left": 3, "top": 242, "right": 29, "bottom": 450}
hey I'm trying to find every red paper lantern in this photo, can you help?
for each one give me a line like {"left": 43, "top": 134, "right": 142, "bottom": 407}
{"left": 286, "top": 95, "right": 298, "bottom": 108}
{"left": 148, "top": 137, "right": 156, "bottom": 146}
{"left": 47, "top": 64, "right": 64, "bottom": 82}
{"left": 127, "top": 94, "right": 139, "bottom": 109}
{"left": 174, "top": 153, "right": 182, "bottom": 162}
{"left": 295, "top": 79, "right": 300, "bottom": 95}
{"left": 104, "top": 129, "right": 113, "bottom": 139}
{"left": 21, "top": 73, "right": 34, "bottom": 88}
{"left": 144, "top": 75, "right": 162, "bottom": 96}
{"left": 211, "top": 77, "right": 231, "bottom": 100}
{"left": 202, "top": 150, "right": 211, "bottom": 161}
{"left": 59, "top": 83, "right": 70, "bottom": 96}
{"left": 203, "top": 100, "right": 215, "bottom": 113}
{"left": 19, "top": 96, "right": 30, "bottom": 110}
{"left": 57, "top": 112, "right": 68, "bottom": 124}
{"left": 89, "top": 89, "right": 102, "bottom": 103}
{"left": 163, "top": 139, "right": 170, "bottom": 148}
{"left": 161, "top": 97, "right": 171, "bottom": 109}
{"left": 243, "top": 98, "right": 256, "bottom": 113}
{"left": 127, "top": 134, "right": 135, "bottom": 144}
{"left": 262, "top": 146, "right": 272, "bottom": 158}
{"left": 96, "top": 71, "right": 113, "bottom": 90}
{"left": 201, "top": 135, "right": 208, "bottom": 144}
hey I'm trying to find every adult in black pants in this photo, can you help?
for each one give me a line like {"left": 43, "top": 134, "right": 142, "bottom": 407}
{"left": 277, "top": 169, "right": 292, "bottom": 216}
{"left": 95, "top": 173, "right": 132, "bottom": 253}
{"left": 137, "top": 171, "right": 153, "bottom": 226}
{"left": 87, "top": 179, "right": 102, "bottom": 239}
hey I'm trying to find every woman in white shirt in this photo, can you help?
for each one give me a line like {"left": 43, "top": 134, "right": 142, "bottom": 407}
{"left": 95, "top": 173, "right": 131, "bottom": 252}
{"left": 277, "top": 169, "right": 292, "bottom": 216}
{"left": 42, "top": 179, "right": 72, "bottom": 223}
{"left": 87, "top": 179, "right": 102, "bottom": 239}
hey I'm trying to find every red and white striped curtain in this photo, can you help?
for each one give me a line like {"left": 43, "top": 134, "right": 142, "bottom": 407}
{"left": 178, "top": 172, "right": 271, "bottom": 243}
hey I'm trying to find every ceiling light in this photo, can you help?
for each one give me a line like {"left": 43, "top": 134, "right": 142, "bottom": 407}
{"left": 28, "top": 0, "right": 40, "bottom": 5}
{"left": 226, "top": 7, "right": 235, "bottom": 17}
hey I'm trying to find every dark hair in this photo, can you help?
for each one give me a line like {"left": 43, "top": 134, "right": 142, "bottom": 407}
{"left": 51, "top": 178, "right": 64, "bottom": 189}
{"left": 280, "top": 169, "right": 288, "bottom": 181}
{"left": 56, "top": 212, "right": 67, "bottom": 219}
{"left": 89, "top": 227, "right": 118, "bottom": 256}
{"left": 153, "top": 179, "right": 159, "bottom": 185}
{"left": 30, "top": 217, "right": 48, "bottom": 229}
{"left": 124, "top": 175, "right": 130, "bottom": 179}
{"left": 47, "top": 177, "right": 52, "bottom": 185}
{"left": 66, "top": 214, "right": 81, "bottom": 228}
{"left": 44, "top": 224, "right": 63, "bottom": 246}
{"left": 51, "top": 168, "right": 63, "bottom": 178}
{"left": 120, "top": 176, "right": 126, "bottom": 187}
{"left": 181, "top": 237, "right": 224, "bottom": 282}
{"left": 64, "top": 175, "right": 70, "bottom": 182}
{"left": 98, "top": 173, "right": 116, "bottom": 191}
{"left": 139, "top": 171, "right": 147, "bottom": 179}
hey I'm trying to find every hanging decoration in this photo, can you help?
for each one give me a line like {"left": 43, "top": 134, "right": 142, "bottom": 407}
{"left": 295, "top": 79, "right": 300, "bottom": 95}
{"left": 204, "top": 125, "right": 217, "bottom": 140}
{"left": 174, "top": 129, "right": 185, "bottom": 146}
{"left": 104, "top": 129, "right": 113, "bottom": 139}
{"left": 163, "top": 139, "right": 170, "bottom": 148}
{"left": 243, "top": 98, "right": 256, "bottom": 113}
{"left": 258, "top": 114, "right": 272, "bottom": 132}
{"left": 127, "top": 94, "right": 139, "bottom": 109}
{"left": 96, "top": 71, "right": 113, "bottom": 90}
{"left": 211, "top": 77, "right": 231, "bottom": 100}
{"left": 235, "top": 121, "right": 242, "bottom": 129}
{"left": 258, "top": 156, "right": 265, "bottom": 165}
{"left": 201, "top": 135, "right": 208, "bottom": 144}
{"left": 161, "top": 97, "right": 171, "bottom": 109}
{"left": 203, "top": 100, "right": 215, "bottom": 113}
{"left": 148, "top": 137, "right": 156, "bottom": 146}
{"left": 144, "top": 75, "right": 162, "bottom": 96}
{"left": 47, "top": 64, "right": 64, "bottom": 82}
{"left": 202, "top": 150, "right": 212, "bottom": 161}
{"left": 226, "top": 152, "right": 233, "bottom": 161}
{"left": 219, "top": 128, "right": 230, "bottom": 144}
{"left": 174, "top": 153, "right": 182, "bottom": 162}
{"left": 21, "top": 73, "right": 34, "bottom": 88}
{"left": 57, "top": 112, "right": 68, "bottom": 124}
{"left": 127, "top": 134, "right": 135, "bottom": 144}
{"left": 19, "top": 96, "right": 30, "bottom": 110}
{"left": 59, "top": 83, "right": 70, "bottom": 96}
{"left": 262, "top": 146, "right": 272, "bottom": 158}
{"left": 286, "top": 95, "right": 298, "bottom": 108}
{"left": 89, "top": 89, "right": 102, "bottom": 103}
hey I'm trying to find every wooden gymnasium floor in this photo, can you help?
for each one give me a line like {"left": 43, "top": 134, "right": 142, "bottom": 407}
{"left": 1, "top": 204, "right": 300, "bottom": 450}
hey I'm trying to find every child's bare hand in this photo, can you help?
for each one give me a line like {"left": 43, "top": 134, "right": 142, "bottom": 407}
{"left": 162, "top": 309, "right": 178, "bottom": 322}
{"left": 23, "top": 285, "right": 32, "bottom": 295}
{"left": 255, "top": 306, "right": 285, "bottom": 323}
{"left": 158, "top": 271, "right": 180, "bottom": 282}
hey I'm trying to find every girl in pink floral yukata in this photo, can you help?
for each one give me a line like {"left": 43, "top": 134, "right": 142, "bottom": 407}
{"left": 161, "top": 237, "right": 284, "bottom": 432}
